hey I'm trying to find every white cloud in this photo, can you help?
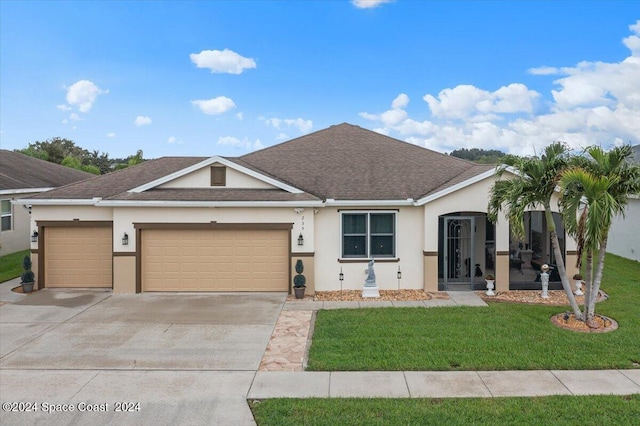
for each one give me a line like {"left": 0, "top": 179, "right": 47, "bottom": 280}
{"left": 423, "top": 83, "right": 539, "bottom": 119}
{"left": 263, "top": 117, "right": 313, "bottom": 133}
{"left": 622, "top": 20, "right": 640, "bottom": 56}
{"left": 275, "top": 132, "right": 290, "bottom": 141}
{"left": 358, "top": 22, "right": 640, "bottom": 156}
{"left": 191, "top": 96, "right": 236, "bottom": 115}
{"left": 57, "top": 104, "right": 72, "bottom": 111}
{"left": 69, "top": 112, "right": 82, "bottom": 121}
{"left": 217, "top": 136, "right": 264, "bottom": 151}
{"left": 352, "top": 0, "right": 393, "bottom": 9}
{"left": 167, "top": 136, "right": 176, "bottom": 144}
{"left": 65, "top": 80, "right": 107, "bottom": 112}
{"left": 107, "top": 132, "right": 116, "bottom": 138}
{"left": 61, "top": 118, "right": 68, "bottom": 124}
{"left": 190, "top": 49, "right": 256, "bottom": 74}
{"left": 527, "top": 66, "right": 560, "bottom": 75}
{"left": 391, "top": 93, "right": 409, "bottom": 109}
{"left": 236, "top": 112, "right": 244, "bottom": 120}
{"left": 134, "top": 116, "right": 152, "bottom": 126}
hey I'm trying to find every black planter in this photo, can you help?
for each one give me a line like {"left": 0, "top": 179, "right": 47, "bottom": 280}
{"left": 293, "top": 286, "right": 306, "bottom": 299}
{"left": 21, "top": 281, "right": 34, "bottom": 293}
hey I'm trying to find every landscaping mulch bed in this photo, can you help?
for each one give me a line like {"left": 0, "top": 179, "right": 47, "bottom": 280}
{"left": 312, "top": 290, "right": 441, "bottom": 301}
{"left": 551, "top": 313, "right": 618, "bottom": 333}
{"left": 477, "top": 290, "right": 607, "bottom": 306}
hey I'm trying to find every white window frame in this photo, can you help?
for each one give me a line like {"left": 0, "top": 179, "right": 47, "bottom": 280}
{"left": 1, "top": 199, "right": 12, "bottom": 232}
{"left": 340, "top": 210, "right": 397, "bottom": 259}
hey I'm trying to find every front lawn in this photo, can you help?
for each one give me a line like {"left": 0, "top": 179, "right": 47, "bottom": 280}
{"left": 307, "top": 253, "right": 640, "bottom": 371}
{"left": 251, "top": 395, "right": 640, "bottom": 426}
{"left": 0, "top": 249, "right": 29, "bottom": 283}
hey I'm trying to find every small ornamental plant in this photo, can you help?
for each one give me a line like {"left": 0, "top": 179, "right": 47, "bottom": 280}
{"left": 21, "top": 255, "right": 35, "bottom": 283}
{"left": 485, "top": 274, "right": 495, "bottom": 281}
{"left": 293, "top": 259, "right": 306, "bottom": 288}
{"left": 573, "top": 273, "right": 583, "bottom": 280}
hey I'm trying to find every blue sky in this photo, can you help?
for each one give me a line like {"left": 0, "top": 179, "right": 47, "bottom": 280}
{"left": 1, "top": 0, "right": 638, "bottom": 159}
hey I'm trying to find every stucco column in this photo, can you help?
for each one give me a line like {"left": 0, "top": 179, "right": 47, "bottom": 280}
{"left": 494, "top": 210, "right": 510, "bottom": 292}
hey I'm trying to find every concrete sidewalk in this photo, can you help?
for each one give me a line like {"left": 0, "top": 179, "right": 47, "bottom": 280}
{"left": 282, "top": 290, "right": 487, "bottom": 311}
{"left": 248, "top": 369, "right": 640, "bottom": 399}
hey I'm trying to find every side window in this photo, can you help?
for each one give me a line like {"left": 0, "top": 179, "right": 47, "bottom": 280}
{"left": 1, "top": 200, "right": 12, "bottom": 231}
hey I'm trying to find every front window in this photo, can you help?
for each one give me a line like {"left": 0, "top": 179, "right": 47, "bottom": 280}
{"left": 342, "top": 212, "right": 396, "bottom": 258}
{"left": 1, "top": 200, "right": 12, "bottom": 231}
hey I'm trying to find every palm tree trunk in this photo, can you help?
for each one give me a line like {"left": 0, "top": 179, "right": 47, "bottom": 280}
{"left": 545, "top": 207, "right": 582, "bottom": 319}
{"left": 588, "top": 235, "right": 608, "bottom": 319}
{"left": 584, "top": 249, "right": 594, "bottom": 323}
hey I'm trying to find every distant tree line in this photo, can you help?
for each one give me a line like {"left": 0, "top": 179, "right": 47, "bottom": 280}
{"left": 449, "top": 148, "right": 506, "bottom": 164}
{"left": 16, "top": 137, "right": 146, "bottom": 175}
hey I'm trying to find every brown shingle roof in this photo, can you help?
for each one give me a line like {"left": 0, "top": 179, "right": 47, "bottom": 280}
{"left": 239, "top": 123, "right": 493, "bottom": 200}
{"left": 27, "top": 124, "right": 493, "bottom": 202}
{"left": 0, "top": 150, "right": 95, "bottom": 190}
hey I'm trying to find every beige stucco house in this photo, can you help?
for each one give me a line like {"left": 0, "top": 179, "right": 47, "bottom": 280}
{"left": 0, "top": 150, "right": 94, "bottom": 257}
{"left": 16, "top": 124, "right": 579, "bottom": 294}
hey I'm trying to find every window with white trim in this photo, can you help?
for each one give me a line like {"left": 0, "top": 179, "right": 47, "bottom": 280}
{"left": 342, "top": 212, "right": 396, "bottom": 258}
{"left": 1, "top": 200, "right": 12, "bottom": 231}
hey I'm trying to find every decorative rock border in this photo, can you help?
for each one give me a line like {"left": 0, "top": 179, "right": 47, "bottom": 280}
{"left": 550, "top": 313, "right": 618, "bottom": 333}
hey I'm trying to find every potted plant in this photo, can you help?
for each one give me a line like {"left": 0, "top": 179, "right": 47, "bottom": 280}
{"left": 293, "top": 259, "right": 306, "bottom": 299}
{"left": 20, "top": 255, "right": 35, "bottom": 293}
{"left": 572, "top": 273, "right": 584, "bottom": 296}
{"left": 485, "top": 274, "right": 495, "bottom": 296}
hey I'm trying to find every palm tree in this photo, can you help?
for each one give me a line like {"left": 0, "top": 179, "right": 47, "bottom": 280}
{"left": 488, "top": 142, "right": 582, "bottom": 318}
{"left": 559, "top": 145, "right": 640, "bottom": 325}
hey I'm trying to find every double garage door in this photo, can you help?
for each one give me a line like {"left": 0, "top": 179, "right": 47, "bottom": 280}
{"left": 44, "top": 226, "right": 289, "bottom": 292}
{"left": 142, "top": 229, "right": 289, "bottom": 292}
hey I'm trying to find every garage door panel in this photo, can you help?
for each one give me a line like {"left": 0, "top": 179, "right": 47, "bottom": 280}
{"left": 142, "top": 229, "right": 288, "bottom": 292}
{"left": 45, "top": 227, "right": 112, "bottom": 288}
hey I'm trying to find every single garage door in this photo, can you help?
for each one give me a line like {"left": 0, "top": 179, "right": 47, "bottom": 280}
{"left": 45, "top": 227, "right": 112, "bottom": 287}
{"left": 142, "top": 229, "right": 289, "bottom": 292}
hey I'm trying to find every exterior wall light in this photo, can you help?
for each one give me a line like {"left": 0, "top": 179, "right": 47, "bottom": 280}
{"left": 31, "top": 231, "right": 38, "bottom": 243}
{"left": 297, "top": 233, "right": 304, "bottom": 246}
{"left": 339, "top": 268, "right": 344, "bottom": 282}
{"left": 397, "top": 266, "right": 402, "bottom": 280}
{"left": 122, "top": 233, "right": 129, "bottom": 246}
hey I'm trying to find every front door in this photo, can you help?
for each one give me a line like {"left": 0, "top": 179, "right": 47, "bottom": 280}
{"left": 443, "top": 216, "right": 475, "bottom": 291}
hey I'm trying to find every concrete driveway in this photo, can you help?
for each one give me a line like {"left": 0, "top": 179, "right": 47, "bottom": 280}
{"left": 0, "top": 283, "right": 286, "bottom": 425}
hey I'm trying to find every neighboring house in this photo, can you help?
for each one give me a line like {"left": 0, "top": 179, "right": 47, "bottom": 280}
{"left": 0, "top": 150, "right": 95, "bottom": 257}
{"left": 607, "top": 144, "right": 640, "bottom": 262}
{"left": 16, "top": 124, "right": 579, "bottom": 293}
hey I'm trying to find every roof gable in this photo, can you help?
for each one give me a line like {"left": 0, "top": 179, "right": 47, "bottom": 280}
{"left": 129, "top": 156, "right": 303, "bottom": 194}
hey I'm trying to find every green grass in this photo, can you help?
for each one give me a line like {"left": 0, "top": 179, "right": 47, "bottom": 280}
{"left": 250, "top": 395, "right": 640, "bottom": 426}
{"left": 0, "top": 249, "right": 29, "bottom": 283}
{"left": 308, "top": 253, "right": 640, "bottom": 371}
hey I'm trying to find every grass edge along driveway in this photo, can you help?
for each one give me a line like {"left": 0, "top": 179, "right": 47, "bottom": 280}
{"left": 307, "top": 254, "right": 640, "bottom": 371}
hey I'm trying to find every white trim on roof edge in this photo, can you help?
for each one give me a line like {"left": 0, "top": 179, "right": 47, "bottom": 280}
{"left": 0, "top": 187, "right": 54, "bottom": 196}
{"left": 128, "top": 156, "right": 304, "bottom": 194}
{"left": 415, "top": 169, "right": 496, "bottom": 206}
{"left": 11, "top": 199, "right": 97, "bottom": 206}
{"left": 325, "top": 199, "right": 415, "bottom": 207}
{"left": 95, "top": 200, "right": 324, "bottom": 208}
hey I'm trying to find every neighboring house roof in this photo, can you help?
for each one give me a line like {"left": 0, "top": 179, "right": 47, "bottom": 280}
{"left": 25, "top": 123, "right": 493, "bottom": 203}
{"left": 630, "top": 144, "right": 640, "bottom": 164}
{"left": 0, "top": 149, "right": 95, "bottom": 191}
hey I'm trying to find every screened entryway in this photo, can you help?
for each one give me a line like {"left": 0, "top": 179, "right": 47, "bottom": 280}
{"left": 438, "top": 213, "right": 494, "bottom": 291}
{"left": 508, "top": 211, "right": 565, "bottom": 290}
